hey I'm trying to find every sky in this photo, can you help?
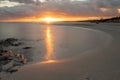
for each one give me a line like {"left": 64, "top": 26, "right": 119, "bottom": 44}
{"left": 0, "top": 0, "right": 120, "bottom": 22}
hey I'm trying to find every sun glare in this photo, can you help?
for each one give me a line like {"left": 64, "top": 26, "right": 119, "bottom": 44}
{"left": 41, "top": 17, "right": 62, "bottom": 23}
{"left": 40, "top": 60, "right": 57, "bottom": 64}
{"left": 44, "top": 17, "right": 55, "bottom": 22}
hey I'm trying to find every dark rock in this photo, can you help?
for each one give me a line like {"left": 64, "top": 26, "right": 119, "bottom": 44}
{"left": 0, "top": 50, "right": 27, "bottom": 74}
{"left": 86, "top": 77, "right": 90, "bottom": 80}
{"left": 7, "top": 68, "right": 18, "bottom": 74}
{"left": 23, "top": 47, "right": 32, "bottom": 49}
{"left": 0, "top": 50, "right": 7, "bottom": 53}
{"left": 5, "top": 38, "right": 18, "bottom": 42}
{"left": 0, "top": 38, "right": 22, "bottom": 47}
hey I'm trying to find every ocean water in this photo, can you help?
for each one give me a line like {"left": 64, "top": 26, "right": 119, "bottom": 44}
{"left": 0, "top": 22, "right": 111, "bottom": 64}
{"left": 0, "top": 22, "right": 116, "bottom": 80}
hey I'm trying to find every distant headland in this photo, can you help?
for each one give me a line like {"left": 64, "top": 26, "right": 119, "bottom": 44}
{"left": 87, "top": 16, "right": 120, "bottom": 23}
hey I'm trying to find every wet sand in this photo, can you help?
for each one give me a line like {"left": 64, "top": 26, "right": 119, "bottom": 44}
{"left": 6, "top": 23, "right": 120, "bottom": 80}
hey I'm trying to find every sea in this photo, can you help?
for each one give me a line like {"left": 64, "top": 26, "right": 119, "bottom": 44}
{"left": 1, "top": 22, "right": 120, "bottom": 80}
{"left": 0, "top": 22, "right": 112, "bottom": 64}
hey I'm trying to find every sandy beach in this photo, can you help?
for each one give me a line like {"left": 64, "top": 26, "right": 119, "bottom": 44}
{"left": 1, "top": 22, "right": 119, "bottom": 80}
{"left": 0, "top": 0, "right": 120, "bottom": 80}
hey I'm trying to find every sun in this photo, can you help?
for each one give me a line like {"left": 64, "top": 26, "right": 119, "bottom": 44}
{"left": 41, "top": 17, "right": 62, "bottom": 23}
{"left": 43, "top": 17, "right": 56, "bottom": 23}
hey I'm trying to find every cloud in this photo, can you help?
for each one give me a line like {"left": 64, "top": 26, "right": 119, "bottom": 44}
{"left": 93, "top": 0, "right": 120, "bottom": 8}
{"left": 38, "top": 0, "right": 119, "bottom": 16}
{"left": 0, "top": 4, "right": 39, "bottom": 19}
{"left": 0, "top": 0, "right": 120, "bottom": 20}
{"left": 8, "top": 0, "right": 36, "bottom": 4}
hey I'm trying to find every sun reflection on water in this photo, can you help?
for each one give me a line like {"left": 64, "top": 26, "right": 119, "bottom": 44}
{"left": 41, "top": 26, "right": 56, "bottom": 64}
{"left": 40, "top": 60, "right": 57, "bottom": 64}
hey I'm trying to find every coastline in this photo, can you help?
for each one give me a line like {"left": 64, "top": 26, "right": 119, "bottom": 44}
{"left": 6, "top": 22, "right": 120, "bottom": 80}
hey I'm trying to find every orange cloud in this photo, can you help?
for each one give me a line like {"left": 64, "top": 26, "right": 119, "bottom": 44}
{"left": 117, "top": 8, "right": 120, "bottom": 13}
{"left": 0, "top": 11, "right": 113, "bottom": 22}
{"left": 0, "top": 11, "right": 90, "bottom": 22}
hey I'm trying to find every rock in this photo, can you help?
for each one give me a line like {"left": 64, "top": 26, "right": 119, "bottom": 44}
{"left": 5, "top": 38, "right": 18, "bottom": 42}
{"left": 2, "top": 60, "right": 14, "bottom": 71}
{"left": 0, "top": 50, "right": 27, "bottom": 73}
{"left": 23, "top": 47, "right": 32, "bottom": 49}
{"left": 7, "top": 68, "right": 18, "bottom": 74}
{"left": 0, "top": 38, "right": 22, "bottom": 47}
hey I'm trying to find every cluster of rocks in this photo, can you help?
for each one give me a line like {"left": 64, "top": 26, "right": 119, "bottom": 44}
{"left": 0, "top": 50, "right": 27, "bottom": 73}
{"left": 0, "top": 38, "right": 35, "bottom": 79}
{"left": 0, "top": 38, "right": 29, "bottom": 75}
{"left": 0, "top": 38, "right": 22, "bottom": 47}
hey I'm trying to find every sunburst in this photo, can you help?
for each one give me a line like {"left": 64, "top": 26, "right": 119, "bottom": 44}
{"left": 41, "top": 17, "right": 62, "bottom": 23}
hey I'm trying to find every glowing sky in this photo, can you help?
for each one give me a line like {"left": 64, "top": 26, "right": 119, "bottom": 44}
{"left": 0, "top": 0, "right": 120, "bottom": 22}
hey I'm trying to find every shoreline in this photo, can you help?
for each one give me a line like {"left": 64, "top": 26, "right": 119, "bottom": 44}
{"left": 6, "top": 23, "right": 120, "bottom": 80}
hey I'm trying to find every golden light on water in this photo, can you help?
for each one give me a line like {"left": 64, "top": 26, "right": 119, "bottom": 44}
{"left": 40, "top": 26, "right": 57, "bottom": 64}
{"left": 46, "top": 26, "right": 54, "bottom": 60}
{"left": 40, "top": 60, "right": 56, "bottom": 64}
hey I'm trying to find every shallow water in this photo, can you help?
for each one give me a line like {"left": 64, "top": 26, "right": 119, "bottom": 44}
{"left": 0, "top": 22, "right": 111, "bottom": 64}
{"left": 0, "top": 22, "right": 115, "bottom": 80}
